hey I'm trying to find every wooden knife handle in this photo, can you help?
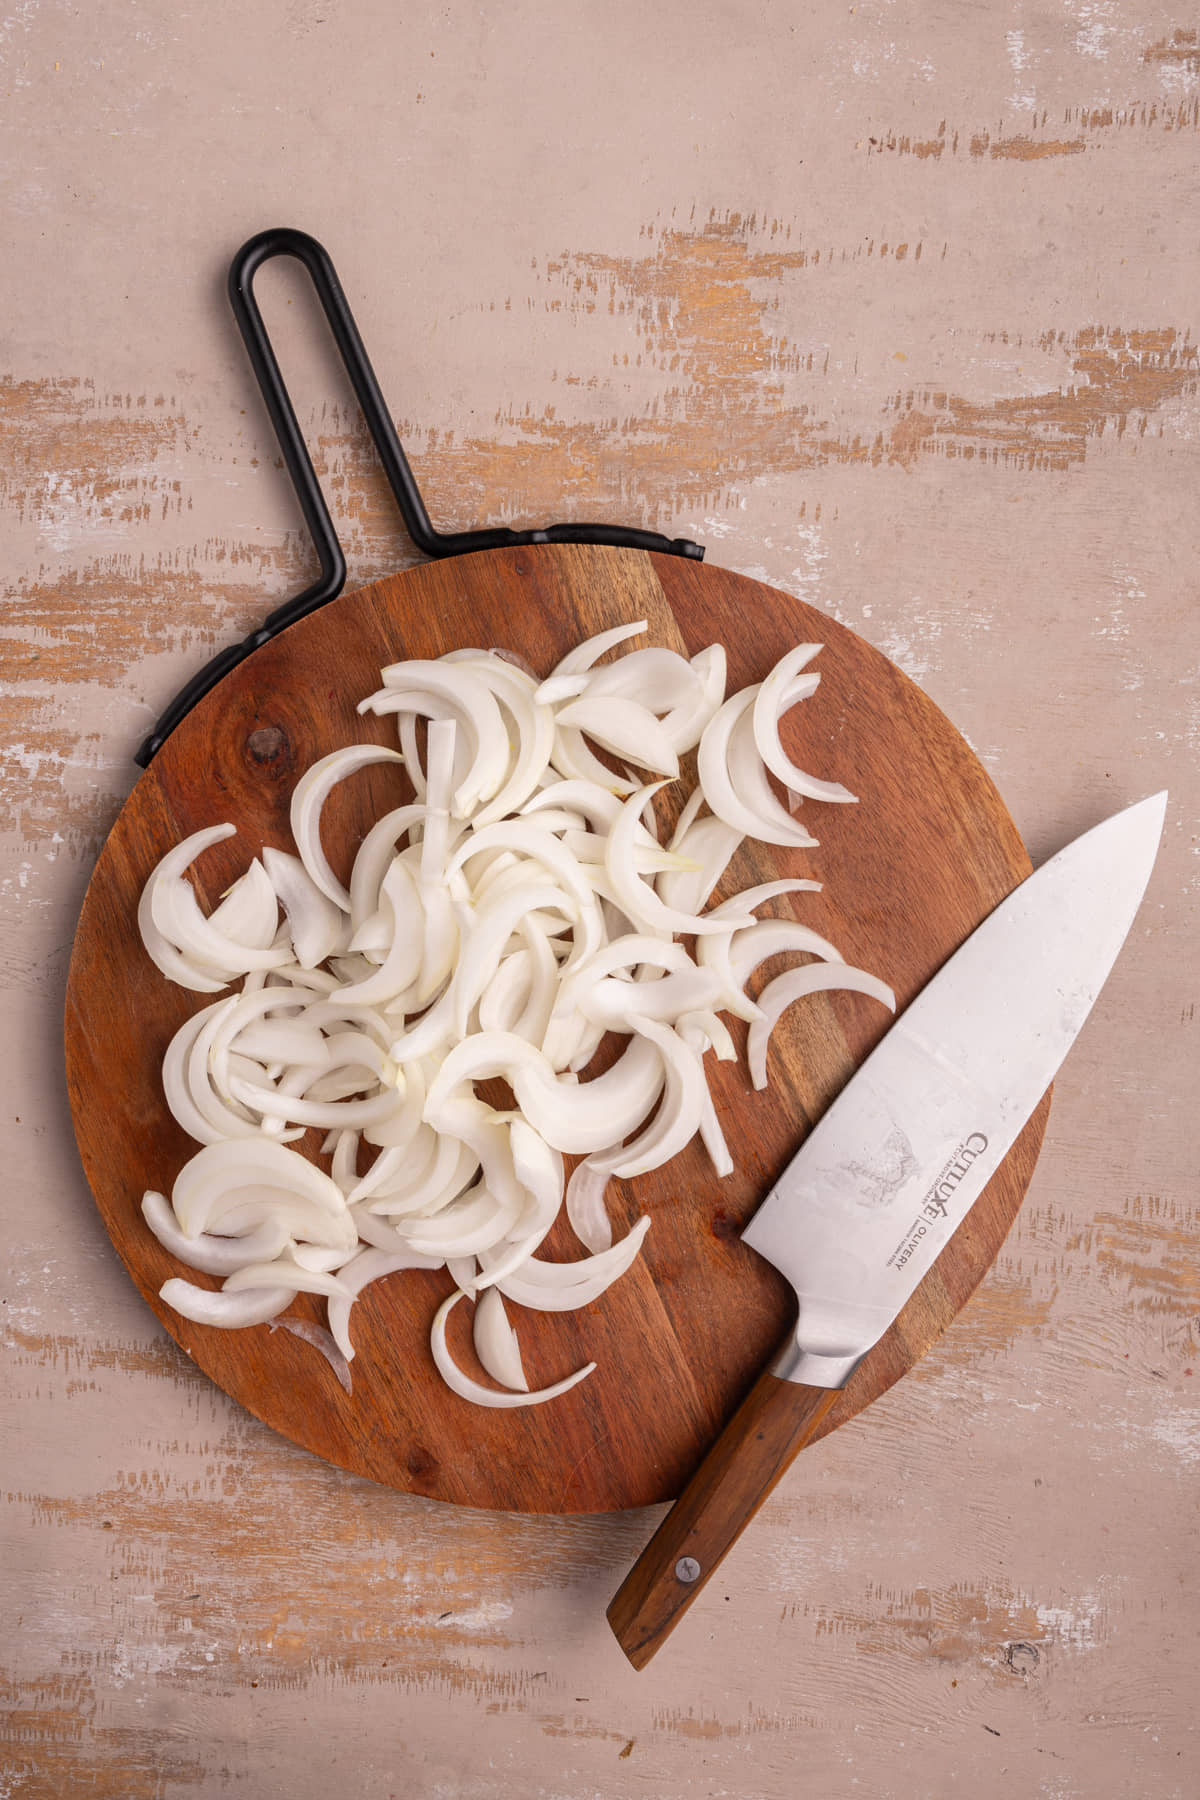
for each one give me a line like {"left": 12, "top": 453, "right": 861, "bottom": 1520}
{"left": 607, "top": 1369, "right": 841, "bottom": 1669}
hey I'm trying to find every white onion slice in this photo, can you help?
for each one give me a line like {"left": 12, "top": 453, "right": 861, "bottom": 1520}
{"left": 348, "top": 1068, "right": 427, "bottom": 1192}
{"left": 606, "top": 1016, "right": 706, "bottom": 1179}
{"left": 150, "top": 871, "right": 291, "bottom": 976}
{"left": 223, "top": 1258, "right": 351, "bottom": 1299}
{"left": 748, "top": 964, "right": 897, "bottom": 1090}
{"left": 533, "top": 672, "right": 589, "bottom": 705}
{"left": 549, "top": 619, "right": 647, "bottom": 676}
{"left": 228, "top": 1018, "right": 328, "bottom": 1066}
{"left": 431, "top": 1289, "right": 595, "bottom": 1408}
{"left": 335, "top": 858, "right": 425, "bottom": 1004}
{"left": 137, "top": 824, "right": 241, "bottom": 990}
{"left": 207, "top": 859, "right": 280, "bottom": 950}
{"left": 554, "top": 696, "right": 681, "bottom": 779}
{"left": 159, "top": 1277, "right": 298, "bottom": 1328}
{"left": 605, "top": 785, "right": 754, "bottom": 937}
{"left": 753, "top": 644, "right": 858, "bottom": 803}
{"left": 171, "top": 1139, "right": 350, "bottom": 1236}
{"left": 366, "top": 1133, "right": 478, "bottom": 1218}
{"left": 348, "top": 803, "right": 428, "bottom": 932}
{"left": 426, "top": 1029, "right": 665, "bottom": 1157}
{"left": 262, "top": 846, "right": 349, "bottom": 968}
{"left": 444, "top": 652, "right": 556, "bottom": 826}
{"left": 361, "top": 661, "right": 509, "bottom": 817}
{"left": 727, "top": 694, "right": 823, "bottom": 846}
{"left": 579, "top": 966, "right": 723, "bottom": 1029}
{"left": 483, "top": 1215, "right": 652, "bottom": 1311}
{"left": 656, "top": 816, "right": 744, "bottom": 916}
{"left": 699, "top": 687, "right": 819, "bottom": 848}
{"left": 508, "top": 1116, "right": 565, "bottom": 1236}
{"left": 161, "top": 1003, "right": 251, "bottom": 1144}
{"left": 225, "top": 1070, "right": 402, "bottom": 1133}
{"left": 676, "top": 1018, "right": 735, "bottom": 1178}
{"left": 270, "top": 1317, "right": 354, "bottom": 1392}
{"left": 583, "top": 645, "right": 701, "bottom": 709}
{"left": 449, "top": 878, "right": 576, "bottom": 1038}
{"left": 477, "top": 945, "right": 535, "bottom": 1035}
{"left": 565, "top": 1155, "right": 615, "bottom": 1253}
{"left": 141, "top": 1191, "right": 291, "bottom": 1273}
{"left": 325, "top": 1246, "right": 445, "bottom": 1360}
{"left": 727, "top": 918, "right": 846, "bottom": 988}
{"left": 289, "top": 1243, "right": 354, "bottom": 1274}
{"left": 291, "top": 745, "right": 406, "bottom": 911}
{"left": 550, "top": 722, "right": 638, "bottom": 796}
{"left": 663, "top": 644, "right": 727, "bottom": 753}
{"left": 472, "top": 1285, "right": 529, "bottom": 1391}
{"left": 396, "top": 1176, "right": 522, "bottom": 1258}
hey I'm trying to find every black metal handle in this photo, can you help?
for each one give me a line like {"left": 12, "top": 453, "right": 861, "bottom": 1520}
{"left": 134, "top": 227, "right": 704, "bottom": 766}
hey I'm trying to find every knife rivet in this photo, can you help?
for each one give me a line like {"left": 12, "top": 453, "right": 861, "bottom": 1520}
{"left": 675, "top": 1557, "right": 701, "bottom": 1584}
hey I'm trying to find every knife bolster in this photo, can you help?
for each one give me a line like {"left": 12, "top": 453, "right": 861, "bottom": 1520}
{"left": 770, "top": 1340, "right": 865, "bottom": 1387}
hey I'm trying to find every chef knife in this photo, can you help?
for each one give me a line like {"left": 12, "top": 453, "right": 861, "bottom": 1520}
{"left": 608, "top": 790, "right": 1167, "bottom": 1668}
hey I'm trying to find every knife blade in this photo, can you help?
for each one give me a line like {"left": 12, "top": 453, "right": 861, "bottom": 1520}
{"left": 608, "top": 790, "right": 1167, "bottom": 1668}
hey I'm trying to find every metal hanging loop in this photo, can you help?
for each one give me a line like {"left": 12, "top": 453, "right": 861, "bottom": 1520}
{"left": 135, "top": 227, "right": 704, "bottom": 766}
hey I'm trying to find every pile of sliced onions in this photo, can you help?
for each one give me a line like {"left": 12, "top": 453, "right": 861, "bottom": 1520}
{"left": 138, "top": 623, "right": 894, "bottom": 1407}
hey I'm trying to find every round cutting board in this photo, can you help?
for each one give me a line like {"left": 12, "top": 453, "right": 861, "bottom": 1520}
{"left": 65, "top": 545, "right": 1049, "bottom": 1513}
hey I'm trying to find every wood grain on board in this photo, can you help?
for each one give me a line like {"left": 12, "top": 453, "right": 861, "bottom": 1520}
{"left": 65, "top": 545, "right": 1047, "bottom": 1512}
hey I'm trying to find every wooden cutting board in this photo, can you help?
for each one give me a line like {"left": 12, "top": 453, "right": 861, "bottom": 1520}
{"left": 64, "top": 545, "right": 1049, "bottom": 1513}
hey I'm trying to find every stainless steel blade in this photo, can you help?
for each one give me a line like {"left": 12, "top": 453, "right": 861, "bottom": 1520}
{"left": 742, "top": 790, "right": 1167, "bottom": 1388}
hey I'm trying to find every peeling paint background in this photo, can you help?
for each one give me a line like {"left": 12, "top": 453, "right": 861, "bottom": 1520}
{"left": 2, "top": 1, "right": 1197, "bottom": 1795}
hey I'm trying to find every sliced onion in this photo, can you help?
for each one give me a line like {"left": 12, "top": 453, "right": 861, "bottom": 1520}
{"left": 431, "top": 1289, "right": 595, "bottom": 1408}
{"left": 584, "top": 645, "right": 702, "bottom": 709}
{"left": 348, "top": 803, "right": 428, "bottom": 932}
{"left": 606, "top": 1016, "right": 706, "bottom": 1179}
{"left": 150, "top": 871, "right": 291, "bottom": 976}
{"left": 426, "top": 1029, "right": 665, "bottom": 1156}
{"left": 360, "top": 661, "right": 510, "bottom": 818}
{"left": 549, "top": 619, "right": 647, "bottom": 676}
{"left": 727, "top": 918, "right": 846, "bottom": 989}
{"left": 656, "top": 816, "right": 744, "bottom": 916}
{"left": 141, "top": 624, "right": 892, "bottom": 1414}
{"left": 444, "top": 652, "right": 556, "bottom": 826}
{"left": 605, "top": 785, "right": 754, "bottom": 937}
{"left": 138, "top": 825, "right": 261, "bottom": 989}
{"left": 565, "top": 1155, "right": 616, "bottom": 1253}
{"left": 141, "top": 1191, "right": 291, "bottom": 1273}
{"left": 748, "top": 964, "right": 897, "bottom": 1090}
{"left": 269, "top": 1317, "right": 354, "bottom": 1392}
{"left": 554, "top": 696, "right": 681, "bottom": 779}
{"left": 171, "top": 1139, "right": 351, "bottom": 1236}
{"left": 664, "top": 644, "right": 727, "bottom": 753}
{"left": 326, "top": 1246, "right": 445, "bottom": 1360}
{"left": 727, "top": 694, "right": 823, "bottom": 846}
{"left": 262, "top": 846, "right": 349, "bottom": 968}
{"left": 291, "top": 745, "right": 406, "bottom": 911}
{"left": 753, "top": 644, "right": 858, "bottom": 804}
{"left": 335, "top": 858, "right": 425, "bottom": 1004}
{"left": 396, "top": 1174, "right": 522, "bottom": 1258}
{"left": 482, "top": 1215, "right": 652, "bottom": 1311}
{"left": 159, "top": 1277, "right": 298, "bottom": 1328}
{"left": 223, "top": 1257, "right": 351, "bottom": 1299}
{"left": 207, "top": 859, "right": 280, "bottom": 950}
{"left": 579, "top": 965, "right": 723, "bottom": 1029}
{"left": 699, "top": 687, "right": 820, "bottom": 848}
{"left": 366, "top": 1132, "right": 478, "bottom": 1218}
{"left": 472, "top": 1286, "right": 529, "bottom": 1391}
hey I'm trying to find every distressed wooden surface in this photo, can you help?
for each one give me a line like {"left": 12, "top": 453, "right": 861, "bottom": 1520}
{"left": 2, "top": 1, "right": 1197, "bottom": 1795}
